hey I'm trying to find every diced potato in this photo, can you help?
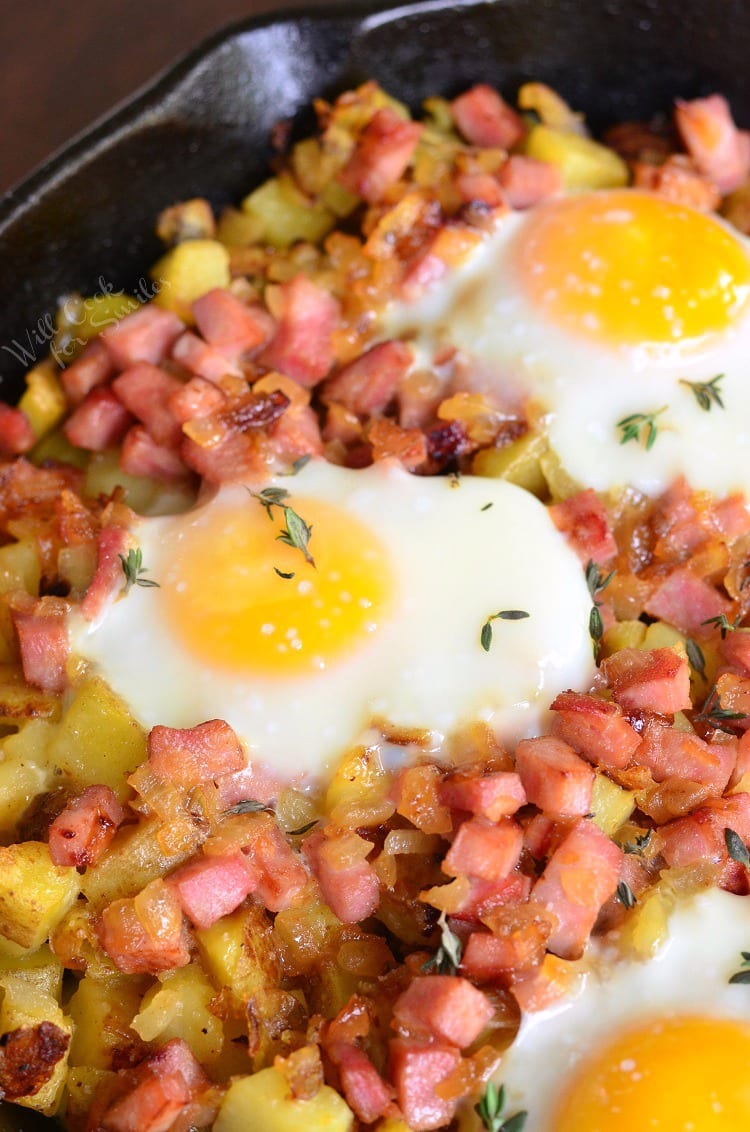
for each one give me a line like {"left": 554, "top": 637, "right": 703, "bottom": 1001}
{"left": 242, "top": 174, "right": 336, "bottom": 249}
{"left": 0, "top": 842, "right": 80, "bottom": 949}
{"left": 131, "top": 963, "right": 223, "bottom": 1066}
{"left": 0, "top": 978, "right": 71, "bottom": 1115}
{"left": 376, "top": 1121, "right": 413, "bottom": 1132}
{"left": 57, "top": 544, "right": 97, "bottom": 600}
{"left": 18, "top": 361, "right": 66, "bottom": 442}
{"left": 273, "top": 899, "right": 343, "bottom": 974}
{"left": 619, "top": 884, "right": 673, "bottom": 959}
{"left": 517, "top": 82, "right": 587, "bottom": 134}
{"left": 641, "top": 621, "right": 686, "bottom": 652}
{"left": 53, "top": 291, "right": 140, "bottom": 363}
{"left": 0, "top": 944, "right": 63, "bottom": 999}
{"left": 81, "top": 818, "right": 196, "bottom": 908}
{"left": 0, "top": 539, "right": 41, "bottom": 598}
{"left": 84, "top": 448, "right": 195, "bottom": 516}
{"left": 590, "top": 774, "right": 635, "bottom": 837}
{"left": 472, "top": 432, "right": 548, "bottom": 497}
{"left": 67, "top": 975, "right": 144, "bottom": 1069}
{"left": 325, "top": 744, "right": 389, "bottom": 812}
{"left": 539, "top": 449, "right": 582, "bottom": 501}
{"left": 156, "top": 198, "right": 216, "bottom": 246}
{"left": 600, "top": 619, "right": 647, "bottom": 657}
{"left": 152, "top": 239, "right": 231, "bottom": 322}
{"left": 30, "top": 428, "right": 89, "bottom": 470}
{"left": 0, "top": 739, "right": 51, "bottom": 837}
{"left": 66, "top": 1066, "right": 116, "bottom": 1126}
{"left": 217, "top": 206, "right": 265, "bottom": 248}
{"left": 47, "top": 676, "right": 147, "bottom": 799}
{"left": 214, "top": 1066, "right": 354, "bottom": 1132}
{"left": 523, "top": 124, "right": 628, "bottom": 190}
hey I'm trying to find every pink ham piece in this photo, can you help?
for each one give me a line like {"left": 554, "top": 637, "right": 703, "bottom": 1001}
{"left": 392, "top": 975, "right": 493, "bottom": 1048}
{"left": 498, "top": 155, "right": 563, "bottom": 209}
{"left": 601, "top": 646, "right": 692, "bottom": 714}
{"left": 550, "top": 691, "right": 641, "bottom": 770}
{"left": 461, "top": 916, "right": 550, "bottom": 980}
{"left": 63, "top": 387, "right": 133, "bottom": 451}
{"left": 112, "top": 363, "right": 184, "bottom": 446}
{"left": 327, "top": 1042, "right": 393, "bottom": 1124}
{"left": 148, "top": 719, "right": 245, "bottom": 785}
{"left": 120, "top": 426, "right": 188, "bottom": 481}
{"left": 548, "top": 488, "right": 617, "bottom": 565}
{"left": 80, "top": 525, "right": 131, "bottom": 624}
{"left": 338, "top": 107, "right": 423, "bottom": 202}
{"left": 443, "top": 817, "right": 523, "bottom": 881}
{"left": 171, "top": 330, "right": 244, "bottom": 383}
{"left": 168, "top": 375, "right": 226, "bottom": 423}
{"left": 656, "top": 791, "right": 750, "bottom": 870}
{"left": 514, "top": 735, "right": 595, "bottom": 816}
{"left": 451, "top": 84, "right": 525, "bottom": 149}
{"left": 99, "top": 880, "right": 190, "bottom": 975}
{"left": 675, "top": 94, "right": 750, "bottom": 194}
{"left": 192, "top": 288, "right": 272, "bottom": 353}
{"left": 439, "top": 770, "right": 526, "bottom": 821}
{"left": 10, "top": 594, "right": 69, "bottom": 694}
{"left": 389, "top": 1039, "right": 461, "bottom": 1132}
{"left": 48, "top": 785, "right": 123, "bottom": 868}
{"left": 168, "top": 852, "right": 255, "bottom": 929}
{"left": 0, "top": 405, "right": 35, "bottom": 456}
{"left": 721, "top": 630, "right": 750, "bottom": 676}
{"left": 96, "top": 1039, "right": 209, "bottom": 1132}
{"left": 303, "top": 829, "right": 379, "bottom": 923}
{"left": 259, "top": 275, "right": 340, "bottom": 387}
{"left": 451, "top": 873, "right": 532, "bottom": 924}
{"left": 633, "top": 716, "right": 735, "bottom": 791}
{"left": 239, "top": 818, "right": 309, "bottom": 913}
{"left": 321, "top": 341, "right": 413, "bottom": 416}
{"left": 101, "top": 305, "right": 184, "bottom": 370}
{"left": 59, "top": 338, "right": 115, "bottom": 405}
{"left": 530, "top": 819, "right": 623, "bottom": 959}
{"left": 644, "top": 566, "right": 731, "bottom": 635}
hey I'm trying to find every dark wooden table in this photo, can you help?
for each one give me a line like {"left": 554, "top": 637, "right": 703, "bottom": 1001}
{"left": 0, "top": 0, "right": 320, "bottom": 193}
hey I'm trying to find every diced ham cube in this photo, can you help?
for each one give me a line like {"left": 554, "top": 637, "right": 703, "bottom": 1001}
{"left": 461, "top": 907, "right": 553, "bottom": 979}
{"left": 632, "top": 154, "right": 720, "bottom": 211}
{"left": 192, "top": 288, "right": 272, "bottom": 353}
{"left": 327, "top": 1042, "right": 392, "bottom": 1124}
{"left": 548, "top": 488, "right": 617, "bottom": 565}
{"left": 120, "top": 426, "right": 188, "bottom": 481}
{"left": 392, "top": 764, "right": 452, "bottom": 835}
{"left": 48, "top": 785, "right": 123, "bottom": 868}
{"left": 550, "top": 691, "right": 641, "bottom": 769}
{"left": 656, "top": 792, "right": 750, "bottom": 872}
{"left": 240, "top": 818, "right": 309, "bottom": 913}
{"left": 443, "top": 817, "right": 523, "bottom": 881}
{"left": 455, "top": 171, "right": 505, "bottom": 207}
{"left": 389, "top": 1039, "right": 462, "bottom": 1132}
{"left": 721, "top": 630, "right": 750, "bottom": 677}
{"left": 321, "top": 341, "right": 413, "bottom": 416}
{"left": 112, "top": 363, "right": 184, "bottom": 446}
{"left": 168, "top": 375, "right": 226, "bottom": 423}
{"left": 633, "top": 716, "right": 735, "bottom": 791}
{"left": 171, "top": 330, "right": 243, "bottom": 383}
{"left": 530, "top": 819, "right": 623, "bottom": 959}
{"left": 80, "top": 525, "right": 131, "bottom": 624}
{"left": 515, "top": 736, "right": 595, "bottom": 816}
{"left": 451, "top": 873, "right": 532, "bottom": 923}
{"left": 439, "top": 770, "right": 526, "bottom": 821}
{"left": 100, "top": 880, "right": 190, "bottom": 975}
{"left": 97, "top": 1040, "right": 209, "bottom": 1132}
{"left": 0, "top": 405, "right": 35, "bottom": 456}
{"left": 644, "top": 567, "right": 731, "bottom": 635}
{"left": 498, "top": 154, "right": 562, "bottom": 209}
{"left": 10, "top": 594, "right": 69, "bottom": 694}
{"left": 267, "top": 403, "right": 324, "bottom": 466}
{"left": 451, "top": 84, "right": 525, "bottom": 149}
{"left": 60, "top": 338, "right": 115, "bottom": 405}
{"left": 392, "top": 975, "right": 493, "bottom": 1048}
{"left": 63, "top": 387, "right": 133, "bottom": 451}
{"left": 169, "top": 852, "right": 255, "bottom": 929}
{"left": 101, "top": 305, "right": 184, "bottom": 370}
{"left": 675, "top": 94, "right": 750, "bottom": 194}
{"left": 259, "top": 275, "right": 341, "bottom": 387}
{"left": 601, "top": 647, "right": 692, "bottom": 714}
{"left": 148, "top": 719, "right": 245, "bottom": 785}
{"left": 303, "top": 830, "right": 379, "bottom": 923}
{"left": 338, "top": 107, "right": 423, "bottom": 202}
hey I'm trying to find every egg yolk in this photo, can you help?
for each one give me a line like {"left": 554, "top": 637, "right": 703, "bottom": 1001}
{"left": 517, "top": 190, "right": 750, "bottom": 347}
{"left": 553, "top": 1015, "right": 750, "bottom": 1130}
{"left": 161, "top": 494, "right": 394, "bottom": 675}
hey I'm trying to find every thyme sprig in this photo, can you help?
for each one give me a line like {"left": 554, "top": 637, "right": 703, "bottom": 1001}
{"left": 725, "top": 827, "right": 750, "bottom": 868}
{"left": 694, "top": 684, "right": 748, "bottom": 734}
{"left": 586, "top": 560, "right": 615, "bottom": 652}
{"left": 617, "top": 880, "right": 636, "bottom": 909}
{"left": 623, "top": 830, "right": 652, "bottom": 856}
{"left": 475, "top": 1082, "right": 528, "bottom": 1132}
{"left": 729, "top": 952, "right": 750, "bottom": 985}
{"left": 423, "top": 910, "right": 463, "bottom": 975}
{"left": 686, "top": 637, "right": 706, "bottom": 679}
{"left": 480, "top": 610, "right": 530, "bottom": 653}
{"left": 120, "top": 547, "right": 160, "bottom": 592}
{"left": 616, "top": 407, "right": 667, "bottom": 451}
{"left": 701, "top": 612, "right": 743, "bottom": 640}
{"left": 249, "top": 486, "right": 316, "bottom": 568}
{"left": 223, "top": 799, "right": 275, "bottom": 816}
{"left": 679, "top": 374, "right": 725, "bottom": 412}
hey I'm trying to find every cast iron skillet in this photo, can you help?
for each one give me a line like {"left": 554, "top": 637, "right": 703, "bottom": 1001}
{"left": 0, "top": 0, "right": 749, "bottom": 1125}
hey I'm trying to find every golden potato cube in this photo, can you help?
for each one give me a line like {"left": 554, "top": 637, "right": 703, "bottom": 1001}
{"left": 214, "top": 1066, "right": 354, "bottom": 1132}
{"left": 0, "top": 944, "right": 63, "bottom": 1000}
{"left": 0, "top": 539, "right": 41, "bottom": 598}
{"left": 0, "top": 728, "right": 54, "bottom": 838}
{"left": 47, "top": 676, "right": 147, "bottom": 799}
{"left": 152, "top": 239, "right": 231, "bottom": 322}
{"left": 600, "top": 619, "right": 647, "bottom": 657}
{"left": 18, "top": 361, "right": 67, "bottom": 442}
{"left": 539, "top": 449, "right": 582, "bottom": 502}
{"left": 67, "top": 975, "right": 145, "bottom": 1070}
{"left": 131, "top": 964, "right": 223, "bottom": 1066}
{"left": 325, "top": 744, "right": 388, "bottom": 812}
{"left": 81, "top": 817, "right": 197, "bottom": 908}
{"left": 524, "top": 124, "right": 628, "bottom": 190}
{"left": 242, "top": 174, "right": 335, "bottom": 249}
{"left": 472, "top": 432, "right": 548, "bottom": 497}
{"left": 66, "top": 1066, "right": 116, "bottom": 1126}
{"left": 0, "top": 977, "right": 71, "bottom": 1115}
{"left": 30, "top": 428, "right": 89, "bottom": 470}
{"left": 590, "top": 774, "right": 635, "bottom": 837}
{"left": 0, "top": 842, "right": 80, "bottom": 949}
{"left": 619, "top": 884, "right": 673, "bottom": 959}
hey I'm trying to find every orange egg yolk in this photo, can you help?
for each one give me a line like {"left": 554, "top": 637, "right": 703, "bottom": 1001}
{"left": 553, "top": 1015, "right": 750, "bottom": 1130}
{"left": 517, "top": 190, "right": 750, "bottom": 347}
{"left": 162, "top": 495, "right": 393, "bottom": 675}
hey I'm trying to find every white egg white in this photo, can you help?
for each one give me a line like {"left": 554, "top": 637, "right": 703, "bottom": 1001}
{"left": 69, "top": 459, "right": 594, "bottom": 781}
{"left": 497, "top": 887, "right": 750, "bottom": 1131}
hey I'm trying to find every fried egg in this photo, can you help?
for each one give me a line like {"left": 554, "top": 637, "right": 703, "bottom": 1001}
{"left": 498, "top": 887, "right": 750, "bottom": 1130}
{"left": 385, "top": 189, "right": 750, "bottom": 498}
{"left": 70, "top": 459, "right": 594, "bottom": 779}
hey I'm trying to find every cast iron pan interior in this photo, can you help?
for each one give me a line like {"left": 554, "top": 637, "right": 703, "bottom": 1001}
{"left": 0, "top": 0, "right": 749, "bottom": 1124}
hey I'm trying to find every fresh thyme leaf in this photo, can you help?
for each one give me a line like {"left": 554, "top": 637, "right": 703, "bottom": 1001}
{"left": 475, "top": 1082, "right": 528, "bottom": 1132}
{"left": 287, "top": 819, "right": 319, "bottom": 836}
{"left": 616, "top": 407, "right": 667, "bottom": 451}
{"left": 694, "top": 684, "right": 748, "bottom": 734}
{"left": 274, "top": 568, "right": 295, "bottom": 580}
{"left": 449, "top": 471, "right": 461, "bottom": 488}
{"left": 585, "top": 561, "right": 615, "bottom": 601}
{"left": 589, "top": 604, "right": 604, "bottom": 643}
{"left": 423, "top": 910, "right": 463, "bottom": 975}
{"left": 725, "top": 827, "right": 750, "bottom": 868}
{"left": 250, "top": 485, "right": 290, "bottom": 520}
{"left": 288, "top": 454, "right": 312, "bottom": 476}
{"left": 276, "top": 505, "right": 315, "bottom": 567}
{"left": 729, "top": 951, "right": 750, "bottom": 984}
{"left": 120, "top": 547, "right": 160, "bottom": 592}
{"left": 686, "top": 637, "right": 706, "bottom": 679}
{"left": 481, "top": 502, "right": 494, "bottom": 512}
{"left": 617, "top": 880, "right": 636, "bottom": 909}
{"left": 223, "top": 799, "right": 274, "bottom": 816}
{"left": 623, "top": 830, "right": 652, "bottom": 855}
{"left": 480, "top": 610, "right": 531, "bottom": 653}
{"left": 701, "top": 612, "right": 743, "bottom": 639}
{"left": 679, "top": 374, "right": 725, "bottom": 412}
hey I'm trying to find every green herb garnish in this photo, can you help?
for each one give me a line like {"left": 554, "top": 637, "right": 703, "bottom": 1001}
{"left": 585, "top": 560, "right": 615, "bottom": 654}
{"left": 120, "top": 547, "right": 160, "bottom": 592}
{"left": 274, "top": 568, "right": 295, "bottom": 580}
{"left": 729, "top": 952, "right": 750, "bottom": 984}
{"left": 276, "top": 505, "right": 315, "bottom": 567}
{"left": 480, "top": 610, "right": 531, "bottom": 652}
{"left": 623, "top": 830, "right": 653, "bottom": 856}
{"left": 223, "top": 799, "right": 274, "bottom": 817}
{"left": 694, "top": 684, "right": 747, "bottom": 734}
{"left": 617, "top": 880, "right": 636, "bottom": 909}
{"left": 287, "top": 819, "right": 319, "bottom": 836}
{"left": 686, "top": 637, "right": 706, "bottom": 679}
{"left": 616, "top": 407, "right": 667, "bottom": 451}
{"left": 679, "top": 374, "right": 725, "bottom": 412}
{"left": 475, "top": 1082, "right": 528, "bottom": 1132}
{"left": 702, "top": 612, "right": 743, "bottom": 639}
{"left": 423, "top": 910, "right": 463, "bottom": 975}
{"left": 287, "top": 454, "right": 312, "bottom": 476}
{"left": 725, "top": 827, "right": 750, "bottom": 868}
{"left": 250, "top": 486, "right": 291, "bottom": 520}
